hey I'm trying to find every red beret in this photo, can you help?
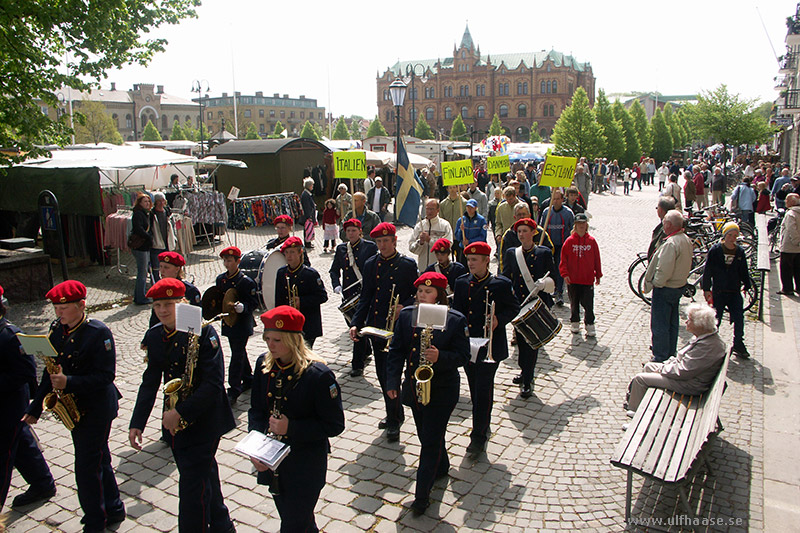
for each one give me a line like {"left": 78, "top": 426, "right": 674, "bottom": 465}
{"left": 146, "top": 278, "right": 186, "bottom": 300}
{"left": 513, "top": 218, "right": 538, "bottom": 232}
{"left": 0, "top": 284, "right": 3, "bottom": 298}
{"left": 280, "top": 236, "right": 304, "bottom": 253}
{"left": 430, "top": 238, "right": 452, "bottom": 253}
{"left": 274, "top": 215, "right": 294, "bottom": 227}
{"left": 414, "top": 272, "right": 448, "bottom": 289}
{"left": 370, "top": 222, "right": 396, "bottom": 238}
{"left": 46, "top": 280, "right": 87, "bottom": 304}
{"left": 342, "top": 218, "right": 362, "bottom": 230}
{"left": 260, "top": 305, "right": 305, "bottom": 333}
{"left": 463, "top": 242, "right": 492, "bottom": 256}
{"left": 219, "top": 246, "right": 241, "bottom": 259}
{"left": 158, "top": 251, "right": 186, "bottom": 267}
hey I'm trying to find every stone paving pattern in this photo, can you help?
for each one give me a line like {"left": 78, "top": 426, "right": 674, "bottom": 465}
{"left": 4, "top": 186, "right": 766, "bottom": 532}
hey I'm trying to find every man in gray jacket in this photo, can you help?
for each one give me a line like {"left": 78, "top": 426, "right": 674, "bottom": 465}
{"left": 340, "top": 192, "right": 381, "bottom": 242}
{"left": 644, "top": 210, "right": 693, "bottom": 362}
{"left": 626, "top": 304, "right": 725, "bottom": 411}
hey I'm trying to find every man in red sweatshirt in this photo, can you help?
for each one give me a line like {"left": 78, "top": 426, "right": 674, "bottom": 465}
{"left": 559, "top": 213, "right": 602, "bottom": 337}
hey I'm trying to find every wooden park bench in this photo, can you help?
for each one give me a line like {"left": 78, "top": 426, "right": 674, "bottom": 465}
{"left": 610, "top": 356, "right": 730, "bottom": 531}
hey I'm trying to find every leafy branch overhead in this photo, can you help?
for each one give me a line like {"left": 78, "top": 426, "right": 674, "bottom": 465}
{"left": 0, "top": 0, "right": 200, "bottom": 167}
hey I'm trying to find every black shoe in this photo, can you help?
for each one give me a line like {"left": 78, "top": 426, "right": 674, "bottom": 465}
{"left": 556, "top": 298, "right": 564, "bottom": 307}
{"left": 466, "top": 440, "right": 485, "bottom": 458}
{"left": 410, "top": 498, "right": 430, "bottom": 516}
{"left": 732, "top": 346, "right": 751, "bottom": 359}
{"left": 435, "top": 468, "right": 449, "bottom": 480}
{"left": 350, "top": 367, "right": 363, "bottom": 377}
{"left": 378, "top": 418, "right": 387, "bottom": 429}
{"left": 386, "top": 427, "right": 400, "bottom": 442}
{"left": 107, "top": 507, "right": 126, "bottom": 526}
{"left": 227, "top": 392, "right": 239, "bottom": 405}
{"left": 12, "top": 485, "right": 56, "bottom": 507}
{"left": 305, "top": 242, "right": 315, "bottom": 249}
{"left": 512, "top": 374, "right": 523, "bottom": 385}
{"left": 777, "top": 290, "right": 795, "bottom": 296}
{"left": 520, "top": 385, "right": 533, "bottom": 399}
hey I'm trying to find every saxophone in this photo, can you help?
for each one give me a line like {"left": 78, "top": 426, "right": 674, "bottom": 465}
{"left": 163, "top": 313, "right": 226, "bottom": 433}
{"left": 41, "top": 356, "right": 82, "bottom": 431}
{"left": 414, "top": 326, "right": 434, "bottom": 405}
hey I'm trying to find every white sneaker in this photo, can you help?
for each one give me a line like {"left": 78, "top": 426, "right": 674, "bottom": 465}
{"left": 586, "top": 324, "right": 596, "bottom": 337}
{"left": 626, "top": 410, "right": 636, "bottom": 418}
{"left": 570, "top": 322, "right": 580, "bottom": 334}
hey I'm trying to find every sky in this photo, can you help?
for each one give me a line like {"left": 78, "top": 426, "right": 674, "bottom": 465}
{"left": 107, "top": 0, "right": 797, "bottom": 120}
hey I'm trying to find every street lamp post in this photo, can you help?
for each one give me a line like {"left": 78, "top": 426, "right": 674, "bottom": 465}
{"left": 404, "top": 63, "right": 426, "bottom": 136}
{"left": 389, "top": 78, "right": 407, "bottom": 154}
{"left": 192, "top": 80, "right": 210, "bottom": 157}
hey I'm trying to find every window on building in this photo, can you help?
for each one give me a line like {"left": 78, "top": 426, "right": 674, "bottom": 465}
{"left": 290, "top": 111, "right": 295, "bottom": 118}
{"left": 461, "top": 106, "right": 468, "bottom": 118}
{"left": 386, "top": 110, "right": 391, "bottom": 121}
{"left": 546, "top": 80, "right": 551, "bottom": 94}
{"left": 499, "top": 105, "right": 508, "bottom": 118}
{"left": 185, "top": 115, "right": 191, "bottom": 123}
{"left": 270, "top": 110, "right": 275, "bottom": 118}
{"left": 476, "top": 84, "right": 485, "bottom": 96}
{"left": 568, "top": 82, "right": 574, "bottom": 94}
{"left": 207, "top": 111, "right": 212, "bottom": 119}
{"left": 244, "top": 109, "right": 251, "bottom": 118}
{"left": 426, "top": 107, "right": 434, "bottom": 120}
{"left": 552, "top": 81, "right": 558, "bottom": 93}
{"left": 444, "top": 86, "right": 452, "bottom": 97}
{"left": 40, "top": 106, "right": 48, "bottom": 115}
{"left": 541, "top": 81, "right": 546, "bottom": 94}
{"left": 280, "top": 110, "right": 285, "bottom": 118}
{"left": 383, "top": 89, "right": 389, "bottom": 101}
{"left": 259, "top": 124, "right": 265, "bottom": 133}
{"left": 161, "top": 115, "right": 167, "bottom": 129}
{"left": 218, "top": 111, "right": 224, "bottom": 118}
{"left": 318, "top": 112, "right": 323, "bottom": 119}
{"left": 477, "top": 105, "right": 485, "bottom": 118}
{"left": 112, "top": 114, "right": 118, "bottom": 127}
{"left": 462, "top": 50, "right": 466, "bottom": 58}
{"left": 173, "top": 114, "right": 179, "bottom": 123}
{"left": 523, "top": 81, "right": 528, "bottom": 95}
{"left": 518, "top": 104, "right": 527, "bottom": 118}
{"left": 410, "top": 108, "right": 417, "bottom": 123}
{"left": 546, "top": 63, "right": 552, "bottom": 72}
{"left": 540, "top": 128, "right": 548, "bottom": 139}
{"left": 259, "top": 109, "right": 265, "bottom": 118}
{"left": 444, "top": 107, "right": 452, "bottom": 119}
{"left": 425, "top": 87, "right": 435, "bottom": 99}
{"left": 126, "top": 114, "right": 133, "bottom": 128}
{"left": 543, "top": 104, "right": 549, "bottom": 117}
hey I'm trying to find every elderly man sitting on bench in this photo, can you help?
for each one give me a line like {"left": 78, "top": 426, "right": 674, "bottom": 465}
{"left": 626, "top": 303, "right": 726, "bottom": 413}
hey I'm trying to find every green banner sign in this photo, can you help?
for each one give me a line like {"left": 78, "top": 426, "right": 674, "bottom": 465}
{"left": 486, "top": 154, "right": 510, "bottom": 175}
{"left": 441, "top": 159, "right": 474, "bottom": 186}
{"left": 333, "top": 151, "right": 367, "bottom": 179}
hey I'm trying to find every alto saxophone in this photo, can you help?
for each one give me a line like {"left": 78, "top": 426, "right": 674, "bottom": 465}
{"left": 414, "top": 326, "right": 434, "bottom": 405}
{"left": 41, "top": 355, "right": 82, "bottom": 431}
{"left": 163, "top": 313, "right": 226, "bottom": 433}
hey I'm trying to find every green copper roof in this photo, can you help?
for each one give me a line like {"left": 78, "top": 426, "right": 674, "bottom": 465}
{"left": 387, "top": 49, "right": 590, "bottom": 77}
{"left": 460, "top": 24, "right": 474, "bottom": 50}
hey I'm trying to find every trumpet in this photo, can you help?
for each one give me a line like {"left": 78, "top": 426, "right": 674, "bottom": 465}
{"left": 414, "top": 326, "right": 434, "bottom": 405}
{"left": 484, "top": 298, "right": 496, "bottom": 363}
{"left": 286, "top": 276, "right": 299, "bottom": 309}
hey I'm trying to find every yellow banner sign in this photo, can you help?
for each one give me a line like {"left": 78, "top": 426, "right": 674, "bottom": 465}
{"left": 486, "top": 155, "right": 510, "bottom": 175}
{"left": 333, "top": 151, "right": 367, "bottom": 179}
{"left": 538, "top": 155, "right": 578, "bottom": 188}
{"left": 441, "top": 159, "right": 474, "bottom": 186}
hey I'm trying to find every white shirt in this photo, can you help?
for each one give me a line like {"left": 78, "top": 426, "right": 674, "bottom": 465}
{"left": 372, "top": 186, "right": 383, "bottom": 213}
{"left": 408, "top": 215, "right": 454, "bottom": 269}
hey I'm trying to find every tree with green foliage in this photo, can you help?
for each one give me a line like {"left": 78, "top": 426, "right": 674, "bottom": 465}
{"left": 650, "top": 108, "right": 673, "bottom": 164}
{"left": 142, "top": 120, "right": 162, "bottom": 141}
{"left": 366, "top": 116, "right": 388, "bottom": 137}
{"left": 686, "top": 85, "right": 775, "bottom": 169}
{"left": 612, "top": 100, "right": 641, "bottom": 167}
{"left": 663, "top": 104, "right": 680, "bottom": 149}
{"left": 169, "top": 121, "right": 185, "bottom": 141}
{"left": 529, "top": 122, "right": 541, "bottom": 142}
{"left": 72, "top": 100, "right": 123, "bottom": 145}
{"left": 299, "top": 121, "right": 318, "bottom": 140}
{"left": 349, "top": 119, "right": 362, "bottom": 140}
{"left": 1, "top": 0, "right": 199, "bottom": 167}
{"left": 333, "top": 117, "right": 350, "bottom": 140}
{"left": 312, "top": 122, "right": 325, "bottom": 140}
{"left": 629, "top": 99, "right": 651, "bottom": 156}
{"left": 552, "top": 87, "right": 606, "bottom": 159}
{"left": 594, "top": 90, "right": 626, "bottom": 164}
{"left": 488, "top": 114, "right": 503, "bottom": 136}
{"left": 414, "top": 116, "right": 435, "bottom": 140}
{"left": 269, "top": 120, "right": 285, "bottom": 139}
{"left": 450, "top": 114, "right": 469, "bottom": 141}
{"left": 245, "top": 122, "right": 259, "bottom": 140}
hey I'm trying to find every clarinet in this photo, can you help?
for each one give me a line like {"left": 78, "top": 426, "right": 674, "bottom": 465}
{"left": 268, "top": 373, "right": 285, "bottom": 495}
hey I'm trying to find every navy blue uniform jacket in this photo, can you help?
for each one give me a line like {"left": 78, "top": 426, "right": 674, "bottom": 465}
{"left": 329, "top": 239, "right": 378, "bottom": 300}
{"left": 248, "top": 357, "right": 344, "bottom": 488}
{"left": 131, "top": 324, "right": 236, "bottom": 448}
{"left": 1, "top": 318, "right": 35, "bottom": 420}
{"left": 274, "top": 264, "right": 328, "bottom": 339}
{"left": 502, "top": 246, "right": 556, "bottom": 307}
{"left": 452, "top": 273, "right": 519, "bottom": 362}
{"left": 351, "top": 252, "right": 419, "bottom": 329}
{"left": 386, "top": 306, "right": 470, "bottom": 406}
{"left": 28, "top": 317, "right": 120, "bottom": 424}
{"left": 423, "top": 261, "right": 467, "bottom": 295}
{"left": 215, "top": 270, "right": 259, "bottom": 337}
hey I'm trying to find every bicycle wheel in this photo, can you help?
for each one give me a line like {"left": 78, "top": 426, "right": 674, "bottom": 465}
{"left": 744, "top": 268, "right": 760, "bottom": 313}
{"left": 636, "top": 269, "right": 652, "bottom": 306}
{"left": 628, "top": 255, "right": 650, "bottom": 304}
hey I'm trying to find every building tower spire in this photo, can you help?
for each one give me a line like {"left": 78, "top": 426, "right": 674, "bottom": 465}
{"left": 460, "top": 22, "right": 474, "bottom": 51}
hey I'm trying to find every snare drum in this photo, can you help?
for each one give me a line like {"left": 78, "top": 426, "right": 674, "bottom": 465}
{"left": 338, "top": 295, "right": 360, "bottom": 326}
{"left": 511, "top": 296, "right": 561, "bottom": 349}
{"left": 239, "top": 248, "right": 287, "bottom": 310}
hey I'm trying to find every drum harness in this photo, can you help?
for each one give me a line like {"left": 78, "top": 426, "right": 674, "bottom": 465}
{"left": 343, "top": 241, "right": 363, "bottom": 295}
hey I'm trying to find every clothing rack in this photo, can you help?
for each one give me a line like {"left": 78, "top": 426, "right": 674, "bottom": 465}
{"left": 104, "top": 205, "right": 133, "bottom": 275}
{"left": 228, "top": 192, "right": 302, "bottom": 231}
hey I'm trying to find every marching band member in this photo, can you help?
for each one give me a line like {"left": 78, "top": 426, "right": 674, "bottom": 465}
{"left": 0, "top": 285, "right": 56, "bottom": 511}
{"left": 502, "top": 218, "right": 556, "bottom": 397}
{"left": 349, "top": 222, "right": 418, "bottom": 442}
{"left": 329, "top": 218, "right": 378, "bottom": 377}
{"left": 452, "top": 242, "right": 519, "bottom": 459}
{"left": 215, "top": 246, "right": 260, "bottom": 405}
{"left": 267, "top": 214, "right": 311, "bottom": 266}
{"left": 248, "top": 306, "right": 344, "bottom": 532}
{"left": 497, "top": 202, "right": 554, "bottom": 274}
{"left": 130, "top": 278, "right": 236, "bottom": 533}
{"left": 386, "top": 272, "right": 469, "bottom": 516}
{"left": 274, "top": 237, "right": 328, "bottom": 348}
{"left": 148, "top": 251, "right": 201, "bottom": 327}
{"left": 423, "top": 238, "right": 467, "bottom": 299}
{"left": 23, "top": 280, "right": 125, "bottom": 532}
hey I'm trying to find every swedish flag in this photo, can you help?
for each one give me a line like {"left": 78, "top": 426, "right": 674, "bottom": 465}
{"left": 394, "top": 138, "right": 424, "bottom": 227}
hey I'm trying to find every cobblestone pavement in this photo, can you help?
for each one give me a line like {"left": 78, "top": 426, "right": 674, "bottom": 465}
{"left": 4, "top": 184, "right": 768, "bottom": 532}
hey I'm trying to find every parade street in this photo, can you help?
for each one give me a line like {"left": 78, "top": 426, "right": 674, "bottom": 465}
{"left": 4, "top": 185, "right": 796, "bottom": 532}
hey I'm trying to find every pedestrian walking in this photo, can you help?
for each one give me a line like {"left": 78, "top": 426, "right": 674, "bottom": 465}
{"left": 560, "top": 213, "right": 602, "bottom": 337}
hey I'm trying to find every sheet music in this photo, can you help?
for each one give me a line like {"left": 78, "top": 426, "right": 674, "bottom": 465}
{"left": 16, "top": 334, "right": 58, "bottom": 359}
{"left": 176, "top": 303, "right": 202, "bottom": 334}
{"left": 415, "top": 303, "right": 448, "bottom": 330}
